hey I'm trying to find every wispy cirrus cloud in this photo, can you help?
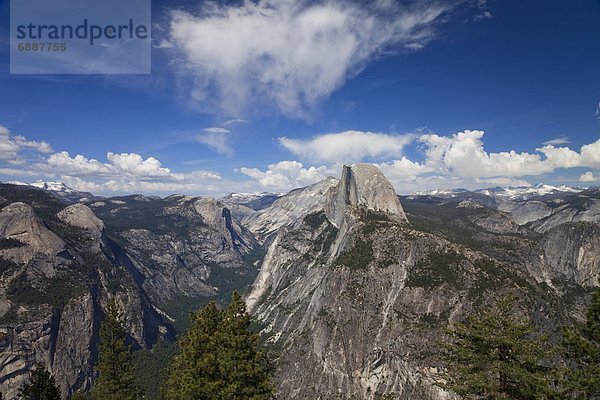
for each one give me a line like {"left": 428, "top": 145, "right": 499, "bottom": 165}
{"left": 542, "top": 136, "right": 570, "bottom": 146}
{"left": 195, "top": 127, "right": 234, "bottom": 157}
{"left": 164, "top": 0, "right": 452, "bottom": 118}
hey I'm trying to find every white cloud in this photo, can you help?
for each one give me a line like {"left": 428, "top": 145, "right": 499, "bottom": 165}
{"left": 106, "top": 152, "right": 174, "bottom": 178}
{"left": 196, "top": 127, "right": 234, "bottom": 156}
{"left": 166, "top": 0, "right": 451, "bottom": 117}
{"left": 202, "top": 127, "right": 230, "bottom": 134}
{"left": 28, "top": 151, "right": 226, "bottom": 195}
{"left": 420, "top": 131, "right": 600, "bottom": 178}
{"left": 596, "top": 101, "right": 600, "bottom": 120}
{"left": 376, "top": 157, "right": 432, "bottom": 179}
{"left": 222, "top": 119, "right": 247, "bottom": 126}
{"left": 474, "top": 11, "right": 492, "bottom": 21}
{"left": 243, "top": 130, "right": 600, "bottom": 193}
{"left": 581, "top": 139, "right": 600, "bottom": 167}
{"left": 579, "top": 171, "right": 597, "bottom": 183}
{"left": 60, "top": 174, "right": 227, "bottom": 196}
{"left": 0, "top": 126, "right": 53, "bottom": 162}
{"left": 0, "top": 126, "right": 233, "bottom": 196}
{"left": 239, "top": 161, "right": 333, "bottom": 191}
{"left": 475, "top": 177, "right": 531, "bottom": 187}
{"left": 3, "top": 123, "right": 600, "bottom": 196}
{"left": 542, "top": 136, "right": 570, "bottom": 146}
{"left": 278, "top": 131, "right": 415, "bottom": 163}
{"left": 43, "top": 151, "right": 193, "bottom": 181}
{"left": 46, "top": 152, "right": 112, "bottom": 176}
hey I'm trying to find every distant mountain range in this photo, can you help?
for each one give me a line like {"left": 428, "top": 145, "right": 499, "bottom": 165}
{"left": 4, "top": 180, "right": 101, "bottom": 204}
{"left": 4, "top": 179, "right": 595, "bottom": 204}
{"left": 412, "top": 183, "right": 587, "bottom": 200}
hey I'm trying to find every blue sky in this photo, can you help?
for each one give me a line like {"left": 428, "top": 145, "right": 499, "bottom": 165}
{"left": 0, "top": 0, "right": 598, "bottom": 195}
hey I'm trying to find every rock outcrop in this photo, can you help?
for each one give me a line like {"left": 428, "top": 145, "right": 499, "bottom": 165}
{"left": 243, "top": 177, "right": 339, "bottom": 243}
{"left": 0, "top": 202, "right": 64, "bottom": 266}
{"left": 57, "top": 204, "right": 104, "bottom": 238}
{"left": 326, "top": 164, "right": 408, "bottom": 227}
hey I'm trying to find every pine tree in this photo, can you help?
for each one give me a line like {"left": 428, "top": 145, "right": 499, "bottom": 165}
{"left": 92, "top": 300, "right": 138, "bottom": 400}
{"left": 18, "top": 364, "right": 61, "bottom": 400}
{"left": 164, "top": 301, "right": 223, "bottom": 399}
{"left": 562, "top": 285, "right": 600, "bottom": 398}
{"left": 217, "top": 292, "right": 273, "bottom": 400}
{"left": 164, "top": 292, "right": 273, "bottom": 400}
{"left": 440, "top": 295, "right": 557, "bottom": 399}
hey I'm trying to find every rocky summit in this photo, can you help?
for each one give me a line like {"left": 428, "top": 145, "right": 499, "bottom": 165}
{"left": 0, "top": 166, "right": 597, "bottom": 399}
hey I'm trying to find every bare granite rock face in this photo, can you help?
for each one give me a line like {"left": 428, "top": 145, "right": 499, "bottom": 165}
{"left": 57, "top": 204, "right": 104, "bottom": 238}
{"left": 326, "top": 164, "right": 408, "bottom": 228}
{"left": 247, "top": 165, "right": 454, "bottom": 399}
{"left": 246, "top": 164, "right": 584, "bottom": 400}
{"left": 243, "top": 177, "right": 339, "bottom": 243}
{"left": 532, "top": 222, "right": 600, "bottom": 287}
{"left": 498, "top": 200, "right": 554, "bottom": 225}
{"left": 0, "top": 202, "right": 64, "bottom": 267}
{"left": 0, "top": 316, "right": 55, "bottom": 399}
{"left": 52, "top": 294, "right": 96, "bottom": 396}
{"left": 0, "top": 189, "right": 174, "bottom": 398}
{"left": 99, "top": 195, "right": 260, "bottom": 310}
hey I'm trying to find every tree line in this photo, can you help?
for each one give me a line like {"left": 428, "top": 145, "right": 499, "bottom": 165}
{"left": 9, "top": 287, "right": 599, "bottom": 399}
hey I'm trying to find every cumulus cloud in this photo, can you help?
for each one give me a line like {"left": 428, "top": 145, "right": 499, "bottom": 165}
{"left": 243, "top": 130, "right": 600, "bottom": 193}
{"left": 24, "top": 150, "right": 223, "bottom": 195}
{"left": 196, "top": 127, "right": 234, "bottom": 156}
{"left": 107, "top": 152, "right": 174, "bottom": 177}
{"left": 44, "top": 151, "right": 176, "bottom": 178}
{"left": 0, "top": 125, "right": 233, "bottom": 196}
{"left": 166, "top": 0, "right": 451, "bottom": 117}
{"left": 579, "top": 171, "right": 597, "bottom": 183}
{"left": 46, "top": 152, "right": 112, "bottom": 176}
{"left": 419, "top": 130, "right": 600, "bottom": 178}
{"left": 278, "top": 131, "right": 415, "bottom": 163}
{"left": 60, "top": 175, "right": 228, "bottom": 196}
{"left": 0, "top": 125, "right": 53, "bottom": 163}
{"left": 239, "top": 161, "right": 333, "bottom": 190}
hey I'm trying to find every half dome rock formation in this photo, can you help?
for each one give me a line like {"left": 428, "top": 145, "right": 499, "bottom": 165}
{"left": 246, "top": 163, "right": 408, "bottom": 312}
{"left": 326, "top": 164, "right": 408, "bottom": 227}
